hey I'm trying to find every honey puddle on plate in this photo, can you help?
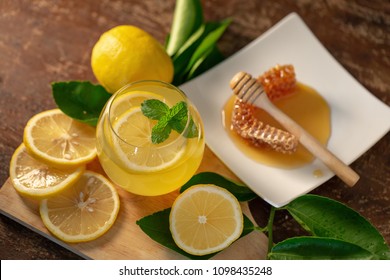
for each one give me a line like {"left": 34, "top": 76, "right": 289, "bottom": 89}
{"left": 222, "top": 82, "right": 331, "bottom": 169}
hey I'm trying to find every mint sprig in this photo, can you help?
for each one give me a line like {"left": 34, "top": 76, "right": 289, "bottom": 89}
{"left": 141, "top": 99, "right": 198, "bottom": 144}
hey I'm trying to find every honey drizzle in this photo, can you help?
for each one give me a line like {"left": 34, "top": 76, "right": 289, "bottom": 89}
{"left": 222, "top": 82, "right": 331, "bottom": 169}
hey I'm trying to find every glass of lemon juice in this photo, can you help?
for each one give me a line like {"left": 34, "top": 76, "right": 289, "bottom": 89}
{"left": 96, "top": 80, "right": 205, "bottom": 196}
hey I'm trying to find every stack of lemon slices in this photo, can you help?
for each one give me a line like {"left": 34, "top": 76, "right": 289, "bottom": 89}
{"left": 9, "top": 109, "right": 120, "bottom": 242}
{"left": 9, "top": 107, "right": 243, "bottom": 256}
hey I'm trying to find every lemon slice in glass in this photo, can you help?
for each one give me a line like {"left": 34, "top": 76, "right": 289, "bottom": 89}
{"left": 169, "top": 184, "right": 244, "bottom": 256}
{"left": 110, "top": 90, "right": 165, "bottom": 118}
{"left": 112, "top": 106, "right": 186, "bottom": 172}
{"left": 40, "top": 171, "right": 120, "bottom": 243}
{"left": 9, "top": 144, "right": 84, "bottom": 198}
{"left": 23, "top": 109, "right": 96, "bottom": 167}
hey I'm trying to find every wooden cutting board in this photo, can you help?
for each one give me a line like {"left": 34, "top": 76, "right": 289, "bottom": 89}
{"left": 0, "top": 146, "right": 268, "bottom": 260}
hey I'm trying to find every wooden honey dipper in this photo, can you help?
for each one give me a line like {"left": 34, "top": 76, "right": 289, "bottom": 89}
{"left": 230, "top": 71, "right": 360, "bottom": 187}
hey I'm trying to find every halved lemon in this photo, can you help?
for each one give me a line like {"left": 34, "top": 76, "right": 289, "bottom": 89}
{"left": 169, "top": 184, "right": 244, "bottom": 256}
{"left": 23, "top": 109, "right": 96, "bottom": 167}
{"left": 112, "top": 106, "right": 186, "bottom": 172}
{"left": 110, "top": 90, "right": 165, "bottom": 118}
{"left": 40, "top": 171, "right": 120, "bottom": 243}
{"left": 9, "top": 144, "right": 84, "bottom": 198}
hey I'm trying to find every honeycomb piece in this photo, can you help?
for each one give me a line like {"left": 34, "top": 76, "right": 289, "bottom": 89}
{"left": 231, "top": 99, "right": 298, "bottom": 154}
{"left": 230, "top": 64, "right": 298, "bottom": 154}
{"left": 258, "top": 64, "right": 296, "bottom": 101}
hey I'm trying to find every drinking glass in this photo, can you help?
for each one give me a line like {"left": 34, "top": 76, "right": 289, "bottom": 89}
{"left": 96, "top": 80, "right": 205, "bottom": 196}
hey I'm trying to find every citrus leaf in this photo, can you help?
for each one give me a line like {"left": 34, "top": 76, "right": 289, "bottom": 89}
{"left": 52, "top": 81, "right": 111, "bottom": 126}
{"left": 187, "top": 44, "right": 224, "bottom": 80}
{"left": 180, "top": 172, "right": 257, "bottom": 201}
{"left": 184, "top": 18, "right": 231, "bottom": 74}
{"left": 164, "top": 33, "right": 170, "bottom": 49}
{"left": 172, "top": 24, "right": 208, "bottom": 75}
{"left": 269, "top": 237, "right": 374, "bottom": 260}
{"left": 165, "top": 0, "right": 203, "bottom": 56}
{"left": 136, "top": 208, "right": 255, "bottom": 260}
{"left": 172, "top": 22, "right": 222, "bottom": 84}
{"left": 285, "top": 194, "right": 390, "bottom": 259}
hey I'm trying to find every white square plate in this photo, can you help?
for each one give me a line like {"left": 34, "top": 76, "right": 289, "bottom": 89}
{"left": 180, "top": 13, "right": 390, "bottom": 207}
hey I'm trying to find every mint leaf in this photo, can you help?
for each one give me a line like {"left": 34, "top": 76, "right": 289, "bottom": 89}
{"left": 52, "top": 81, "right": 111, "bottom": 126}
{"left": 142, "top": 99, "right": 199, "bottom": 144}
{"left": 169, "top": 101, "right": 188, "bottom": 134}
{"left": 141, "top": 99, "right": 169, "bottom": 120}
{"left": 168, "top": 101, "right": 188, "bottom": 122}
{"left": 170, "top": 117, "right": 187, "bottom": 134}
{"left": 186, "top": 119, "right": 199, "bottom": 138}
{"left": 168, "top": 102, "right": 200, "bottom": 138}
{"left": 151, "top": 114, "right": 172, "bottom": 144}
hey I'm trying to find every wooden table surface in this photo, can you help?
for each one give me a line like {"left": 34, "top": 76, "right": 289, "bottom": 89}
{"left": 1, "top": 0, "right": 389, "bottom": 259}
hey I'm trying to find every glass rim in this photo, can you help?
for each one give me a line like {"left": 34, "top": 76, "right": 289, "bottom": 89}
{"left": 107, "top": 80, "right": 193, "bottom": 149}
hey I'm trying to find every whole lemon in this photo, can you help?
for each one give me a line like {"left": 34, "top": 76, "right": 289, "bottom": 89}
{"left": 91, "top": 25, "right": 174, "bottom": 93}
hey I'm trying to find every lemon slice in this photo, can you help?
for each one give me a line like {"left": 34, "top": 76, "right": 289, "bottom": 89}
{"left": 9, "top": 144, "right": 84, "bottom": 198}
{"left": 40, "top": 171, "right": 120, "bottom": 243}
{"left": 112, "top": 106, "right": 186, "bottom": 172}
{"left": 170, "top": 184, "right": 244, "bottom": 256}
{"left": 23, "top": 109, "right": 96, "bottom": 167}
{"left": 110, "top": 90, "right": 165, "bottom": 118}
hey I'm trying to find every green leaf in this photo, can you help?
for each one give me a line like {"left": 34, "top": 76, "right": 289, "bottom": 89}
{"left": 164, "top": 33, "right": 170, "bottom": 49}
{"left": 180, "top": 172, "right": 257, "bottom": 201}
{"left": 184, "top": 18, "right": 231, "bottom": 74}
{"left": 172, "top": 24, "right": 208, "bottom": 75}
{"left": 187, "top": 45, "right": 225, "bottom": 80}
{"left": 141, "top": 99, "right": 169, "bottom": 120}
{"left": 172, "top": 20, "right": 231, "bottom": 85}
{"left": 136, "top": 208, "right": 255, "bottom": 260}
{"left": 269, "top": 237, "right": 374, "bottom": 260}
{"left": 151, "top": 115, "right": 172, "bottom": 144}
{"left": 168, "top": 101, "right": 189, "bottom": 134}
{"left": 169, "top": 116, "right": 187, "bottom": 134}
{"left": 165, "top": 0, "right": 203, "bottom": 56}
{"left": 172, "top": 22, "right": 221, "bottom": 84}
{"left": 143, "top": 100, "right": 198, "bottom": 144}
{"left": 168, "top": 101, "right": 188, "bottom": 122}
{"left": 52, "top": 81, "right": 111, "bottom": 126}
{"left": 285, "top": 194, "right": 390, "bottom": 259}
{"left": 185, "top": 118, "right": 199, "bottom": 138}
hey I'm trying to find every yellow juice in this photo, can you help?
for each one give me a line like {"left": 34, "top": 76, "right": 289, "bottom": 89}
{"left": 96, "top": 81, "right": 205, "bottom": 196}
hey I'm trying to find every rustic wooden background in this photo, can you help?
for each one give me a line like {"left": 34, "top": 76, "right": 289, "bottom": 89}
{"left": 0, "top": 0, "right": 389, "bottom": 259}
